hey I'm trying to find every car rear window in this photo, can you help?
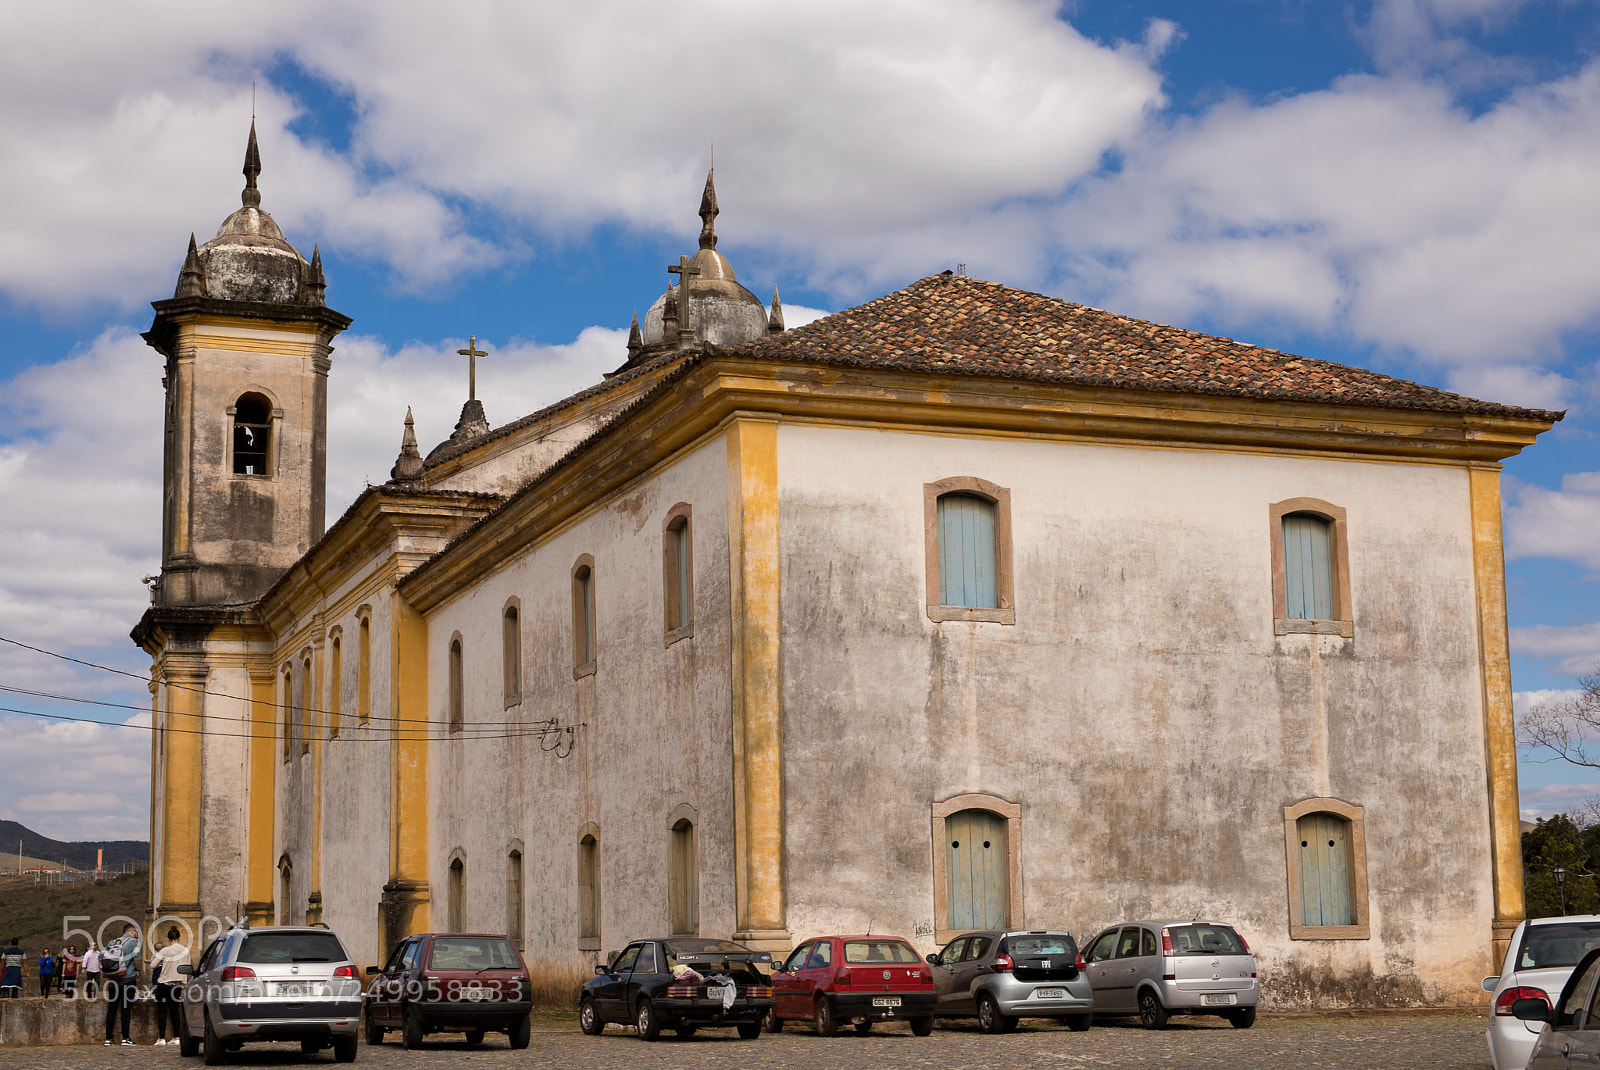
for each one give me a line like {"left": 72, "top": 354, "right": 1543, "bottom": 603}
{"left": 427, "top": 938, "right": 522, "bottom": 971}
{"left": 238, "top": 931, "right": 348, "bottom": 964}
{"left": 843, "top": 940, "right": 921, "bottom": 965}
{"left": 665, "top": 940, "right": 753, "bottom": 956}
{"left": 1003, "top": 934, "right": 1078, "bottom": 958}
{"left": 1518, "top": 923, "right": 1600, "bottom": 970}
{"left": 1167, "top": 925, "right": 1247, "bottom": 956}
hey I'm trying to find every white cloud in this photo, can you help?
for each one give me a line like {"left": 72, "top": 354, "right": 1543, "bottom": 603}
{"left": 1506, "top": 472, "right": 1600, "bottom": 570}
{"left": 1510, "top": 622, "right": 1600, "bottom": 676}
{"left": 0, "top": 712, "right": 150, "bottom": 841}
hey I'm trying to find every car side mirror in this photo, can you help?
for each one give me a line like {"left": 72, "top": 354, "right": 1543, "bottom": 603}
{"left": 366, "top": 966, "right": 379, "bottom": 975}
{"left": 1481, "top": 976, "right": 1499, "bottom": 994}
{"left": 928, "top": 953, "right": 942, "bottom": 966}
{"left": 176, "top": 965, "right": 192, "bottom": 976}
{"left": 595, "top": 964, "right": 611, "bottom": 976}
{"left": 1511, "top": 998, "right": 1551, "bottom": 1023}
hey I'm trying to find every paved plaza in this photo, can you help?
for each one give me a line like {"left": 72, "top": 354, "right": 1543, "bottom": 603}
{"left": 0, "top": 1011, "right": 1493, "bottom": 1069}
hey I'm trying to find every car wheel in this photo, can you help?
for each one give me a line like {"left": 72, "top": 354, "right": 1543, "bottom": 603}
{"left": 509, "top": 1014, "right": 531, "bottom": 1049}
{"left": 636, "top": 998, "right": 661, "bottom": 1041}
{"left": 737, "top": 1022, "right": 762, "bottom": 1040}
{"left": 1227, "top": 1006, "right": 1256, "bottom": 1029}
{"left": 178, "top": 1019, "right": 200, "bottom": 1058}
{"left": 465, "top": 1029, "right": 485, "bottom": 1046}
{"left": 333, "top": 1034, "right": 358, "bottom": 1063}
{"left": 579, "top": 999, "right": 605, "bottom": 1036}
{"left": 762, "top": 1008, "right": 783, "bottom": 1033}
{"left": 201, "top": 1012, "right": 226, "bottom": 1066}
{"left": 1138, "top": 991, "right": 1169, "bottom": 1030}
{"left": 674, "top": 1023, "right": 698, "bottom": 1037}
{"left": 403, "top": 1006, "right": 425, "bottom": 1050}
{"left": 1066, "top": 1014, "right": 1092, "bottom": 1032}
{"left": 364, "top": 1010, "right": 383, "bottom": 1046}
{"left": 815, "top": 996, "right": 840, "bottom": 1037}
{"left": 853, "top": 1019, "right": 873, "bottom": 1034}
{"left": 910, "top": 1016, "right": 935, "bottom": 1037}
{"left": 978, "top": 993, "right": 1009, "bottom": 1035}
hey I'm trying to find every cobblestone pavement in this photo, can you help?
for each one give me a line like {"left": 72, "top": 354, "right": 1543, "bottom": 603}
{"left": 0, "top": 1012, "right": 1492, "bottom": 1069}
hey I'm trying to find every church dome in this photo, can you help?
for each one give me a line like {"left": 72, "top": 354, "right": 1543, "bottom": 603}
{"left": 639, "top": 171, "right": 770, "bottom": 348}
{"left": 174, "top": 122, "right": 323, "bottom": 308}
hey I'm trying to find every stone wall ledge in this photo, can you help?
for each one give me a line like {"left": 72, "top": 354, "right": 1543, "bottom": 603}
{"left": 0, "top": 996, "right": 161, "bottom": 1046}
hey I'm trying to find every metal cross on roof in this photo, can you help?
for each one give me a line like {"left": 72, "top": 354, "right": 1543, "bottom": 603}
{"left": 456, "top": 335, "right": 487, "bottom": 401}
{"left": 667, "top": 255, "right": 700, "bottom": 349}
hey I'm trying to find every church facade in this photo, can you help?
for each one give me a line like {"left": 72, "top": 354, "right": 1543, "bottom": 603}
{"left": 134, "top": 128, "right": 1558, "bottom": 1007}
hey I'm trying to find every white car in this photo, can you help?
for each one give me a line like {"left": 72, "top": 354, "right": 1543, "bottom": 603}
{"left": 1485, "top": 915, "right": 1600, "bottom": 1070}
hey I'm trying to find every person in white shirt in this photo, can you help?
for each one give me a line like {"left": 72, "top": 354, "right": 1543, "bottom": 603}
{"left": 149, "top": 929, "right": 190, "bottom": 1046}
{"left": 81, "top": 942, "right": 101, "bottom": 999}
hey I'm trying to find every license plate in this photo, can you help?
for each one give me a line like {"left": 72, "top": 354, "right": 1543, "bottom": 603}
{"left": 1034, "top": 987, "right": 1067, "bottom": 999}
{"left": 460, "top": 988, "right": 492, "bottom": 1001}
{"left": 871, "top": 997, "right": 902, "bottom": 1008}
{"left": 275, "top": 983, "right": 312, "bottom": 997}
{"left": 707, "top": 985, "right": 733, "bottom": 1001}
{"left": 1203, "top": 994, "right": 1237, "bottom": 1006}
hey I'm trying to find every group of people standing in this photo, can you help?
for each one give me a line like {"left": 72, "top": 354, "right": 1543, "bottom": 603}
{"left": 0, "top": 927, "right": 191, "bottom": 1046}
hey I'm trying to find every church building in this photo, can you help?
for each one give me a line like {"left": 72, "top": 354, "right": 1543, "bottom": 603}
{"left": 133, "top": 126, "right": 1559, "bottom": 1007}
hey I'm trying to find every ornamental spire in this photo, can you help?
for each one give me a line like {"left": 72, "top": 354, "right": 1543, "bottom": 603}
{"left": 174, "top": 234, "right": 204, "bottom": 299}
{"left": 698, "top": 169, "right": 719, "bottom": 250}
{"left": 388, "top": 407, "right": 424, "bottom": 483}
{"left": 768, "top": 286, "right": 785, "bottom": 334}
{"left": 242, "top": 119, "right": 262, "bottom": 208}
{"left": 626, "top": 311, "right": 642, "bottom": 359}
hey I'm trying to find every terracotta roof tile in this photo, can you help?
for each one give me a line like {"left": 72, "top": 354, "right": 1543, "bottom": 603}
{"left": 733, "top": 274, "right": 1562, "bottom": 421}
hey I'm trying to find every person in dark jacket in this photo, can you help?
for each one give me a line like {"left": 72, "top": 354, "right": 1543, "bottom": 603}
{"left": 38, "top": 948, "right": 55, "bottom": 997}
{"left": 102, "top": 924, "right": 140, "bottom": 1046}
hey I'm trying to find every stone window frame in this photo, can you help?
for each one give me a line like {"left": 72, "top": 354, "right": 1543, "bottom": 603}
{"left": 327, "top": 626, "right": 343, "bottom": 740}
{"left": 1269, "top": 498, "right": 1354, "bottom": 638}
{"left": 930, "top": 793, "right": 1024, "bottom": 945}
{"left": 1283, "top": 797, "right": 1371, "bottom": 940}
{"left": 355, "top": 606, "right": 372, "bottom": 727}
{"left": 225, "top": 386, "right": 283, "bottom": 481}
{"left": 577, "top": 822, "right": 602, "bottom": 951}
{"left": 663, "top": 503, "right": 695, "bottom": 646}
{"left": 502, "top": 596, "right": 523, "bottom": 708}
{"left": 924, "top": 477, "right": 1015, "bottom": 625}
{"left": 572, "top": 554, "right": 597, "bottom": 678}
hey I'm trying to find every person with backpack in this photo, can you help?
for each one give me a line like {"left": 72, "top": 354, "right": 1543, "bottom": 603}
{"left": 37, "top": 947, "right": 55, "bottom": 998}
{"left": 102, "top": 924, "right": 141, "bottom": 1047}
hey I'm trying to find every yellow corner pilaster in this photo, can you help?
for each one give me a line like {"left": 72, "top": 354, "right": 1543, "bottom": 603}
{"left": 727, "top": 418, "right": 789, "bottom": 949}
{"left": 158, "top": 667, "right": 206, "bottom": 923}
{"left": 245, "top": 669, "right": 277, "bottom": 927}
{"left": 381, "top": 589, "right": 430, "bottom": 948}
{"left": 1470, "top": 465, "right": 1524, "bottom": 966}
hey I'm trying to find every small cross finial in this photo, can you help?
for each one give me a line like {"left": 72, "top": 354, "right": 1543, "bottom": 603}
{"left": 666, "top": 256, "right": 702, "bottom": 349}
{"left": 456, "top": 335, "right": 488, "bottom": 400}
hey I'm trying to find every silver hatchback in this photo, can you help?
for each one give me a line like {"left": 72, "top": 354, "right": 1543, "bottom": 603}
{"left": 1082, "top": 920, "right": 1258, "bottom": 1029}
{"left": 178, "top": 924, "right": 363, "bottom": 1064}
{"left": 930, "top": 930, "right": 1094, "bottom": 1032}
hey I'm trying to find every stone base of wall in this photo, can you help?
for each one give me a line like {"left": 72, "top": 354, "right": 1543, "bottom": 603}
{"left": 0, "top": 997, "right": 162, "bottom": 1046}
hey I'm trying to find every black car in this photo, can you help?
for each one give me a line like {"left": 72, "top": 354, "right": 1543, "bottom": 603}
{"left": 578, "top": 938, "right": 775, "bottom": 1040}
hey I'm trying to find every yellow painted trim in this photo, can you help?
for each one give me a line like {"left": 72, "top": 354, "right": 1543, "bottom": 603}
{"left": 727, "top": 418, "right": 789, "bottom": 946}
{"left": 246, "top": 669, "right": 277, "bottom": 925}
{"left": 1470, "top": 467, "right": 1524, "bottom": 948}
{"left": 390, "top": 588, "right": 430, "bottom": 926}
{"left": 159, "top": 667, "right": 206, "bottom": 912}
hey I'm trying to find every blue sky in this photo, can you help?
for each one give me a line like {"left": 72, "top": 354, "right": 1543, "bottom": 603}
{"left": 1, "top": 0, "right": 1598, "bottom": 838}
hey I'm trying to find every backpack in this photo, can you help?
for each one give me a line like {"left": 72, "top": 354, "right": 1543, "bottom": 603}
{"left": 101, "top": 940, "right": 128, "bottom": 980}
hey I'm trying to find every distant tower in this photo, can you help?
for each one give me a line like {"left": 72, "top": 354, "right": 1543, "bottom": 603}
{"left": 142, "top": 121, "right": 351, "bottom": 606}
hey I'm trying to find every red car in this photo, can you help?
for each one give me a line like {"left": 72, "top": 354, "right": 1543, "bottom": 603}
{"left": 767, "top": 935, "right": 935, "bottom": 1036}
{"left": 365, "top": 933, "right": 533, "bottom": 1049}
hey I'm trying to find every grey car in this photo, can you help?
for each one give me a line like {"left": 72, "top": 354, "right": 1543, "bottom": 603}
{"left": 1516, "top": 945, "right": 1600, "bottom": 1068}
{"left": 930, "top": 930, "right": 1094, "bottom": 1033}
{"left": 1081, "top": 920, "right": 1258, "bottom": 1029}
{"left": 177, "top": 924, "right": 363, "bottom": 1064}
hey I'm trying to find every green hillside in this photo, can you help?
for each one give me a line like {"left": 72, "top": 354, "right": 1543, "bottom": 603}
{"left": 0, "top": 872, "right": 148, "bottom": 957}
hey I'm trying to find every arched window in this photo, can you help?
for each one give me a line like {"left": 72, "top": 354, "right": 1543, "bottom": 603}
{"left": 281, "top": 666, "right": 292, "bottom": 762}
{"left": 1282, "top": 513, "right": 1334, "bottom": 620}
{"left": 663, "top": 506, "right": 694, "bottom": 638}
{"left": 578, "top": 831, "right": 601, "bottom": 947}
{"left": 328, "top": 633, "right": 342, "bottom": 740}
{"left": 572, "top": 557, "right": 596, "bottom": 675}
{"left": 448, "top": 636, "right": 464, "bottom": 734}
{"left": 278, "top": 856, "right": 293, "bottom": 926}
{"left": 1283, "top": 798, "right": 1369, "bottom": 939}
{"left": 937, "top": 494, "right": 998, "bottom": 609}
{"left": 448, "top": 856, "right": 465, "bottom": 932}
{"left": 301, "top": 654, "right": 313, "bottom": 754}
{"left": 506, "top": 849, "right": 524, "bottom": 949}
{"left": 356, "top": 612, "right": 371, "bottom": 727}
{"left": 503, "top": 604, "right": 521, "bottom": 706}
{"left": 944, "top": 809, "right": 1009, "bottom": 931}
{"left": 232, "top": 393, "right": 272, "bottom": 476}
{"left": 668, "top": 818, "right": 698, "bottom": 935}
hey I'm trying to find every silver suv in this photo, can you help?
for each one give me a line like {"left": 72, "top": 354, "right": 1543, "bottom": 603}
{"left": 177, "top": 925, "right": 363, "bottom": 1064}
{"left": 1082, "top": 920, "right": 1258, "bottom": 1029}
{"left": 930, "top": 930, "right": 1093, "bottom": 1033}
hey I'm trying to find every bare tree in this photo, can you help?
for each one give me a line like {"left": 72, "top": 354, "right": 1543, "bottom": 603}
{"left": 1518, "top": 665, "right": 1600, "bottom": 768}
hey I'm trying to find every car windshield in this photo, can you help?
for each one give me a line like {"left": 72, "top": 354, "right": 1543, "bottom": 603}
{"left": 843, "top": 940, "right": 921, "bottom": 965}
{"left": 1518, "top": 923, "right": 1600, "bottom": 970}
{"left": 1003, "top": 935, "right": 1077, "bottom": 957}
{"left": 1167, "top": 925, "right": 1247, "bottom": 956}
{"left": 237, "top": 931, "right": 348, "bottom": 965}
{"left": 427, "top": 938, "right": 521, "bottom": 971}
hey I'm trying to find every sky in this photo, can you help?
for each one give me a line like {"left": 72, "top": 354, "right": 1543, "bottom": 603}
{"left": 1, "top": 0, "right": 1599, "bottom": 841}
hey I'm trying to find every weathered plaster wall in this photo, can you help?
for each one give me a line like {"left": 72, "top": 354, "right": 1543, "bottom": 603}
{"left": 776, "top": 423, "right": 1492, "bottom": 1008}
{"left": 196, "top": 666, "right": 250, "bottom": 922}
{"left": 423, "top": 437, "right": 732, "bottom": 982}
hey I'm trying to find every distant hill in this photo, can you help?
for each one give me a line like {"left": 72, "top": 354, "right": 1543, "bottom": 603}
{"left": 0, "top": 871, "right": 148, "bottom": 956}
{"left": 0, "top": 820, "right": 147, "bottom": 873}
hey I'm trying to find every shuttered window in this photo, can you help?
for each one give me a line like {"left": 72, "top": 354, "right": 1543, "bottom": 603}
{"left": 945, "top": 809, "right": 1008, "bottom": 931}
{"left": 1297, "top": 812, "right": 1353, "bottom": 926}
{"left": 937, "top": 494, "right": 998, "bottom": 609}
{"left": 578, "top": 834, "right": 600, "bottom": 942}
{"left": 1282, "top": 513, "right": 1334, "bottom": 620}
{"left": 668, "top": 820, "right": 697, "bottom": 935}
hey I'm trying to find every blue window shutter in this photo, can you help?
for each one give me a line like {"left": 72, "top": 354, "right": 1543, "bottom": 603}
{"left": 1297, "top": 813, "right": 1352, "bottom": 926}
{"left": 1282, "top": 514, "right": 1334, "bottom": 620}
{"left": 938, "top": 494, "right": 998, "bottom": 608}
{"left": 947, "top": 809, "right": 1008, "bottom": 930}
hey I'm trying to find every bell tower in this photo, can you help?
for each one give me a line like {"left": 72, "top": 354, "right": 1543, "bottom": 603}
{"left": 142, "top": 121, "right": 351, "bottom": 606}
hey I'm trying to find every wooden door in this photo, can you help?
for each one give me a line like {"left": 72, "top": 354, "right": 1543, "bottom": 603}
{"left": 946, "top": 810, "right": 1008, "bottom": 931}
{"left": 1297, "top": 813, "right": 1352, "bottom": 926}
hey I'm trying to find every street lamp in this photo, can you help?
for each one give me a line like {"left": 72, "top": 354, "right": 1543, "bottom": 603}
{"left": 1556, "top": 866, "right": 1569, "bottom": 916}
